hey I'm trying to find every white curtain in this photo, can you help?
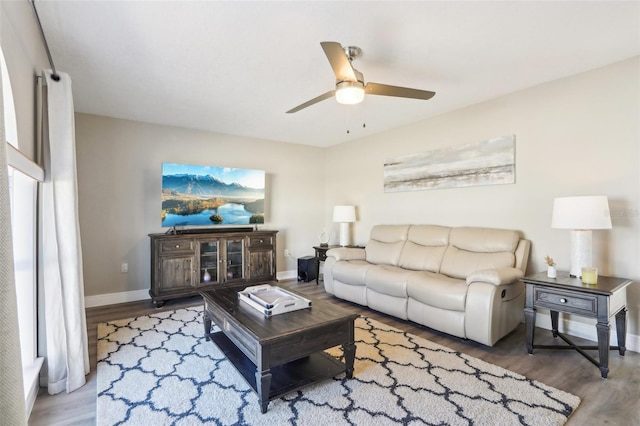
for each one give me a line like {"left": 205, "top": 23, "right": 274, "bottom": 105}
{"left": 41, "top": 70, "right": 89, "bottom": 394}
{"left": 0, "top": 62, "right": 28, "bottom": 424}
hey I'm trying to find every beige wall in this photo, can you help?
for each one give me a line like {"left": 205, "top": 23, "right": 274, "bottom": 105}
{"left": 1, "top": 0, "right": 49, "bottom": 160}
{"left": 324, "top": 57, "right": 640, "bottom": 336}
{"left": 75, "top": 114, "right": 326, "bottom": 297}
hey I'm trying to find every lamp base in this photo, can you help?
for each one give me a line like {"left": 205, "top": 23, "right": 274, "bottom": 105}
{"left": 569, "top": 229, "right": 592, "bottom": 278}
{"left": 338, "top": 222, "right": 350, "bottom": 247}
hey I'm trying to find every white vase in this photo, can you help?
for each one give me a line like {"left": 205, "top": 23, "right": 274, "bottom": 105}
{"left": 203, "top": 269, "right": 211, "bottom": 283}
{"left": 547, "top": 266, "right": 557, "bottom": 279}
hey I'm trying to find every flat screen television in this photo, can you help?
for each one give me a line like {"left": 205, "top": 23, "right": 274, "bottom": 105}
{"left": 161, "top": 162, "right": 265, "bottom": 228}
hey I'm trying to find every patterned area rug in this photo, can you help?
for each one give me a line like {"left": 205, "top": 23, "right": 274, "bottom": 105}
{"left": 97, "top": 307, "right": 580, "bottom": 425}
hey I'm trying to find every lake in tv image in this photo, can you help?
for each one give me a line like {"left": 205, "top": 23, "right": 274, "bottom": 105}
{"left": 161, "top": 162, "right": 265, "bottom": 227}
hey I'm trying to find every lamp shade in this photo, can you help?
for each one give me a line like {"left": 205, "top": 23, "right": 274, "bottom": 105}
{"left": 551, "top": 196, "right": 612, "bottom": 230}
{"left": 333, "top": 205, "right": 356, "bottom": 223}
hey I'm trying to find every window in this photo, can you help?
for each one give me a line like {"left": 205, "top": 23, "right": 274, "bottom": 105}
{"left": 9, "top": 167, "right": 38, "bottom": 370}
{"left": 2, "top": 45, "right": 44, "bottom": 413}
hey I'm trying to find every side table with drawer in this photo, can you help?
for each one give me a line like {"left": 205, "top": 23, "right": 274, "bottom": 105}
{"left": 522, "top": 271, "right": 633, "bottom": 378}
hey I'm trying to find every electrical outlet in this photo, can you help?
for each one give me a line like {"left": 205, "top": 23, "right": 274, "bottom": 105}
{"left": 284, "top": 249, "right": 290, "bottom": 257}
{"left": 121, "top": 263, "right": 128, "bottom": 273}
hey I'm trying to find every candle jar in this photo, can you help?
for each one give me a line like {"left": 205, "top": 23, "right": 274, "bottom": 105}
{"left": 581, "top": 267, "right": 598, "bottom": 285}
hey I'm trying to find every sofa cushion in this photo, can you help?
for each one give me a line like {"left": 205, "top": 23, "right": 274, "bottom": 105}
{"left": 408, "top": 225, "right": 451, "bottom": 246}
{"left": 332, "top": 260, "right": 373, "bottom": 286}
{"left": 398, "top": 225, "right": 450, "bottom": 272}
{"left": 365, "top": 265, "right": 411, "bottom": 297}
{"left": 448, "top": 227, "right": 520, "bottom": 253}
{"left": 440, "top": 246, "right": 515, "bottom": 280}
{"left": 440, "top": 227, "right": 519, "bottom": 279}
{"left": 406, "top": 271, "right": 467, "bottom": 311}
{"left": 365, "top": 225, "right": 409, "bottom": 266}
{"left": 398, "top": 242, "right": 447, "bottom": 272}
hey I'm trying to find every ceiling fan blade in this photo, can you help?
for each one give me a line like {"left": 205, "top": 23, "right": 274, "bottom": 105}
{"left": 286, "top": 90, "right": 335, "bottom": 114}
{"left": 320, "top": 41, "right": 359, "bottom": 82}
{"left": 365, "top": 82, "right": 436, "bottom": 100}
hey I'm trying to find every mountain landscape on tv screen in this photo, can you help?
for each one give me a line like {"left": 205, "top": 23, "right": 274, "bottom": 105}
{"left": 162, "top": 174, "right": 264, "bottom": 198}
{"left": 161, "top": 172, "right": 265, "bottom": 227}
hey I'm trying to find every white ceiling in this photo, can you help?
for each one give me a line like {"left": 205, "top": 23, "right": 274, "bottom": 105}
{"left": 34, "top": 1, "right": 639, "bottom": 147}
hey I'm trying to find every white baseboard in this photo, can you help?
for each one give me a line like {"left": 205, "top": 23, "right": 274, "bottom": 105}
{"left": 277, "top": 269, "right": 298, "bottom": 281}
{"left": 84, "top": 270, "right": 299, "bottom": 308}
{"left": 84, "top": 289, "right": 150, "bottom": 308}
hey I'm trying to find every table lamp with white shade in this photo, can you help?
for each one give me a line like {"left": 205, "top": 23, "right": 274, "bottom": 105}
{"left": 333, "top": 205, "right": 356, "bottom": 247}
{"left": 551, "top": 196, "right": 612, "bottom": 278}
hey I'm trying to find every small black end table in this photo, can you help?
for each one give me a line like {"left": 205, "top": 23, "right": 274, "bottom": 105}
{"left": 522, "top": 271, "right": 633, "bottom": 378}
{"left": 313, "top": 245, "right": 338, "bottom": 284}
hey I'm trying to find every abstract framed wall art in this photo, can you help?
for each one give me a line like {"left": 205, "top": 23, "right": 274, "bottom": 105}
{"left": 384, "top": 135, "right": 515, "bottom": 193}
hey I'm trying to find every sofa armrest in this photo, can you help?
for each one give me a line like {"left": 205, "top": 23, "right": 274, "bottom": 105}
{"left": 326, "top": 247, "right": 366, "bottom": 261}
{"left": 466, "top": 267, "right": 523, "bottom": 286}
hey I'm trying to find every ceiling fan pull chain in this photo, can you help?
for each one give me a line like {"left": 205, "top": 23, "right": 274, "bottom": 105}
{"left": 346, "top": 105, "right": 351, "bottom": 134}
{"left": 362, "top": 103, "right": 367, "bottom": 129}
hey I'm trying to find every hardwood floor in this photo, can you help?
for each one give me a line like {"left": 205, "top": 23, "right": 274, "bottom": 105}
{"left": 29, "top": 280, "right": 640, "bottom": 425}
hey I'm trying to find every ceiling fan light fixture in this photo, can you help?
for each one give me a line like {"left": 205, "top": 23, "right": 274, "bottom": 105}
{"left": 335, "top": 81, "right": 365, "bottom": 105}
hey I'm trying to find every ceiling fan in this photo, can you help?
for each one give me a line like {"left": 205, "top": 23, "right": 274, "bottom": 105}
{"left": 286, "top": 41, "right": 436, "bottom": 114}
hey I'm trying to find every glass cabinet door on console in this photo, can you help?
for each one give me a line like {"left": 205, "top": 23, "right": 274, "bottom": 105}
{"left": 225, "top": 238, "right": 245, "bottom": 282}
{"left": 199, "top": 241, "right": 220, "bottom": 284}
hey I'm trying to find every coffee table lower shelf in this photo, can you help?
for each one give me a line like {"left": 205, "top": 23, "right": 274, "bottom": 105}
{"left": 208, "top": 330, "right": 346, "bottom": 403}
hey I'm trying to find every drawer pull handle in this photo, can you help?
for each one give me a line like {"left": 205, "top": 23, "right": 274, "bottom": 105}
{"left": 175, "top": 244, "right": 180, "bottom": 248}
{"left": 560, "top": 298, "right": 567, "bottom": 303}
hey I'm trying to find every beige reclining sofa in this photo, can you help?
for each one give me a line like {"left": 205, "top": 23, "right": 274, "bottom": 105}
{"left": 323, "top": 225, "right": 531, "bottom": 346}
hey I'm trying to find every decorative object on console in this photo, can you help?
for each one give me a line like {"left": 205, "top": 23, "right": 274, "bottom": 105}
{"left": 333, "top": 205, "right": 356, "bottom": 247}
{"left": 545, "top": 255, "right": 557, "bottom": 278}
{"left": 551, "top": 196, "right": 612, "bottom": 277}
{"left": 383, "top": 135, "right": 515, "bottom": 193}
{"left": 319, "top": 231, "right": 329, "bottom": 247}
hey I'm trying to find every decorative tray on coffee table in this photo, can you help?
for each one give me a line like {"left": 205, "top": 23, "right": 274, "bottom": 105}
{"left": 238, "top": 284, "right": 312, "bottom": 317}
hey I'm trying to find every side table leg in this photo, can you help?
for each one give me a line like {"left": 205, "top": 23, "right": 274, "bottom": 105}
{"left": 315, "top": 257, "right": 320, "bottom": 285}
{"left": 550, "top": 310, "right": 559, "bottom": 338}
{"left": 256, "top": 368, "right": 272, "bottom": 413}
{"left": 615, "top": 308, "right": 627, "bottom": 356}
{"left": 524, "top": 306, "right": 536, "bottom": 354}
{"left": 343, "top": 341, "right": 356, "bottom": 378}
{"left": 596, "top": 321, "right": 610, "bottom": 379}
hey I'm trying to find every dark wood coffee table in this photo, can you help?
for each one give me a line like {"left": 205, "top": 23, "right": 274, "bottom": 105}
{"left": 201, "top": 285, "right": 359, "bottom": 413}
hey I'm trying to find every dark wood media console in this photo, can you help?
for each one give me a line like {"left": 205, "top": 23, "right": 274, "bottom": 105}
{"left": 149, "top": 229, "right": 277, "bottom": 307}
